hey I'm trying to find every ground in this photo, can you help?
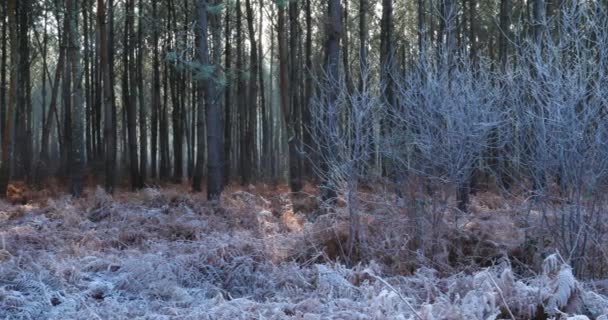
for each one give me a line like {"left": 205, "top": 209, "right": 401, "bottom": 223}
{"left": 0, "top": 184, "right": 607, "bottom": 319}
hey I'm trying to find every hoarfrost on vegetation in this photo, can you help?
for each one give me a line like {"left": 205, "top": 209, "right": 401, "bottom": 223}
{"left": 0, "top": 188, "right": 607, "bottom": 319}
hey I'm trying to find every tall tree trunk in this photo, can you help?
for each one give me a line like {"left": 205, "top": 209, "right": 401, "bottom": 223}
{"left": 1, "top": 0, "right": 8, "bottom": 171}
{"left": 67, "top": 0, "right": 85, "bottom": 196}
{"left": 223, "top": 6, "right": 232, "bottom": 183}
{"left": 15, "top": 0, "right": 31, "bottom": 181}
{"left": 124, "top": 0, "right": 139, "bottom": 190}
{"left": 41, "top": 10, "right": 48, "bottom": 168}
{"left": 468, "top": 0, "right": 477, "bottom": 62}
{"left": 380, "top": 0, "right": 395, "bottom": 108}
{"left": 151, "top": 0, "right": 160, "bottom": 178}
{"left": 342, "top": 0, "right": 352, "bottom": 93}
{"left": 236, "top": 0, "right": 248, "bottom": 184}
{"left": 417, "top": 0, "right": 425, "bottom": 59}
{"left": 360, "top": 0, "right": 369, "bottom": 84}
{"left": 138, "top": 0, "right": 146, "bottom": 187}
{"left": 498, "top": 0, "right": 511, "bottom": 69}
{"left": 533, "top": 0, "right": 545, "bottom": 45}
{"left": 83, "top": 1, "right": 92, "bottom": 161}
{"left": 288, "top": 0, "right": 303, "bottom": 190}
{"left": 203, "top": 0, "right": 224, "bottom": 199}
{"left": 320, "top": 0, "right": 341, "bottom": 202}
{"left": 60, "top": 0, "right": 73, "bottom": 180}
{"left": 100, "top": 0, "right": 116, "bottom": 193}
{"left": 0, "top": 0, "right": 17, "bottom": 194}
{"left": 277, "top": 1, "right": 301, "bottom": 193}
{"left": 245, "top": 0, "right": 258, "bottom": 183}
{"left": 258, "top": 0, "right": 267, "bottom": 178}
{"left": 302, "top": 0, "right": 313, "bottom": 178}
{"left": 170, "top": 0, "right": 183, "bottom": 183}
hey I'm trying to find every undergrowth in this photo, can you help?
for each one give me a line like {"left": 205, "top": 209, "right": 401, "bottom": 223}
{"left": 0, "top": 186, "right": 606, "bottom": 319}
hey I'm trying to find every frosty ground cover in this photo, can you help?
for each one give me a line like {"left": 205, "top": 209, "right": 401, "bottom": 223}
{"left": 0, "top": 186, "right": 607, "bottom": 319}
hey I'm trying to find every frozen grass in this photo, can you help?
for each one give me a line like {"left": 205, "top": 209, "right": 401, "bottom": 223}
{"left": 0, "top": 186, "right": 606, "bottom": 319}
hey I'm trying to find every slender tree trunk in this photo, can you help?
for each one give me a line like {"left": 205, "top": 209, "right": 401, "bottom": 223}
{"left": 137, "top": 0, "right": 146, "bottom": 187}
{"left": 0, "top": 0, "right": 6, "bottom": 146}
{"left": 236, "top": 0, "right": 248, "bottom": 184}
{"left": 223, "top": 7, "right": 232, "bottom": 183}
{"left": 468, "top": 0, "right": 477, "bottom": 62}
{"left": 498, "top": 0, "right": 511, "bottom": 69}
{"left": 83, "top": 1, "right": 92, "bottom": 162}
{"left": 151, "top": 0, "right": 159, "bottom": 179}
{"left": 67, "top": 0, "right": 85, "bottom": 196}
{"left": 41, "top": 11, "right": 48, "bottom": 167}
{"left": 204, "top": 0, "right": 224, "bottom": 200}
{"left": 124, "top": 0, "right": 139, "bottom": 190}
{"left": 342, "top": 0, "right": 352, "bottom": 93}
{"left": 360, "top": 0, "right": 369, "bottom": 83}
{"left": 245, "top": 0, "right": 258, "bottom": 183}
{"left": 60, "top": 1, "right": 73, "bottom": 179}
{"left": 0, "top": 0, "right": 17, "bottom": 194}
{"left": 277, "top": 2, "right": 301, "bottom": 193}
{"left": 100, "top": 0, "right": 116, "bottom": 193}
{"left": 533, "top": 0, "right": 545, "bottom": 45}
{"left": 417, "top": 0, "right": 425, "bottom": 59}
{"left": 258, "top": 0, "right": 267, "bottom": 178}
{"left": 320, "top": 0, "right": 341, "bottom": 202}
{"left": 302, "top": 0, "right": 313, "bottom": 178}
{"left": 288, "top": 0, "right": 303, "bottom": 191}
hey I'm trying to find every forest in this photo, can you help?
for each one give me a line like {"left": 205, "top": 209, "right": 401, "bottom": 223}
{"left": 1, "top": 0, "right": 608, "bottom": 318}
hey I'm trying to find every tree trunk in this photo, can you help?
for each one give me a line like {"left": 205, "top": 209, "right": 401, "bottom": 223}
{"left": 138, "top": 0, "right": 146, "bottom": 188}
{"left": 151, "top": 0, "right": 160, "bottom": 179}
{"left": 288, "top": 0, "right": 302, "bottom": 192}
{"left": 0, "top": 0, "right": 8, "bottom": 176}
{"left": 235, "top": 0, "right": 248, "bottom": 184}
{"left": 417, "top": 0, "right": 425, "bottom": 59}
{"left": 320, "top": 0, "right": 341, "bottom": 202}
{"left": 533, "top": 0, "right": 545, "bottom": 46}
{"left": 204, "top": 0, "right": 224, "bottom": 200}
{"left": 124, "top": 0, "right": 139, "bottom": 190}
{"left": 360, "top": 0, "right": 369, "bottom": 84}
{"left": 67, "top": 0, "right": 85, "bottom": 196}
{"left": 498, "top": 0, "right": 511, "bottom": 69}
{"left": 302, "top": 0, "right": 313, "bottom": 178}
{"left": 0, "top": 0, "right": 17, "bottom": 195}
{"left": 245, "top": 0, "right": 258, "bottom": 184}
{"left": 100, "top": 0, "right": 116, "bottom": 193}
{"left": 83, "top": 1, "right": 92, "bottom": 162}
{"left": 277, "top": 2, "right": 301, "bottom": 193}
{"left": 223, "top": 6, "right": 232, "bottom": 183}
{"left": 193, "top": 0, "right": 208, "bottom": 192}
{"left": 468, "top": 0, "right": 477, "bottom": 62}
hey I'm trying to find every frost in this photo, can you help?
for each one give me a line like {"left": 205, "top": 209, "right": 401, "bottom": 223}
{"left": 0, "top": 188, "right": 606, "bottom": 319}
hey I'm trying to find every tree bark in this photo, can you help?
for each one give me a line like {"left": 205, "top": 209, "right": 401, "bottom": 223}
{"left": 245, "top": 0, "right": 258, "bottom": 184}
{"left": 223, "top": 6, "right": 232, "bottom": 183}
{"left": 151, "top": 0, "right": 160, "bottom": 179}
{"left": 137, "top": 0, "right": 146, "bottom": 188}
{"left": 100, "top": 0, "right": 116, "bottom": 193}
{"left": 67, "top": 0, "right": 85, "bottom": 196}
{"left": 498, "top": 0, "right": 511, "bottom": 69}
{"left": 205, "top": 0, "right": 224, "bottom": 200}
{"left": 288, "top": 0, "right": 302, "bottom": 192}
{"left": 0, "top": 0, "right": 17, "bottom": 194}
{"left": 320, "top": 0, "right": 342, "bottom": 202}
{"left": 124, "top": 0, "right": 139, "bottom": 190}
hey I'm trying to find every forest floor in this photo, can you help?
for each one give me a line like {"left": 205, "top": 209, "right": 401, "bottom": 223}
{"left": 0, "top": 183, "right": 607, "bottom": 319}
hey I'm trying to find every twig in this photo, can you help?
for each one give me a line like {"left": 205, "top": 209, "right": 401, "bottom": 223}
{"left": 485, "top": 270, "right": 516, "bottom": 320}
{"left": 367, "top": 272, "right": 424, "bottom": 320}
